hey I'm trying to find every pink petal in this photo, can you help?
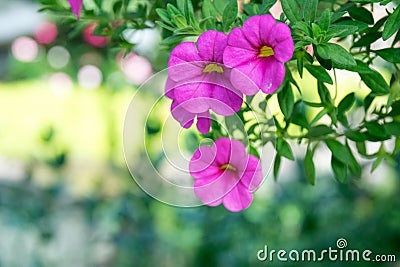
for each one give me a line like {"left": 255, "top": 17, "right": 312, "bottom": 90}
{"left": 196, "top": 111, "right": 211, "bottom": 134}
{"left": 269, "top": 23, "right": 294, "bottom": 62}
{"left": 197, "top": 30, "right": 228, "bottom": 63}
{"left": 259, "top": 14, "right": 276, "bottom": 45}
{"left": 165, "top": 77, "right": 175, "bottom": 99}
{"left": 228, "top": 67, "right": 260, "bottom": 95}
{"left": 242, "top": 16, "right": 262, "bottom": 48}
{"left": 258, "top": 57, "right": 286, "bottom": 94}
{"left": 230, "top": 58, "right": 265, "bottom": 91}
{"left": 173, "top": 83, "right": 212, "bottom": 113}
{"left": 209, "top": 84, "right": 243, "bottom": 116}
{"left": 272, "top": 37, "right": 294, "bottom": 63}
{"left": 224, "top": 28, "right": 257, "bottom": 68}
{"left": 238, "top": 155, "right": 263, "bottom": 192}
{"left": 190, "top": 145, "right": 220, "bottom": 179}
{"left": 222, "top": 182, "right": 253, "bottom": 212}
{"left": 171, "top": 101, "right": 195, "bottom": 128}
{"left": 68, "top": 0, "right": 83, "bottom": 19}
{"left": 214, "top": 138, "right": 247, "bottom": 168}
{"left": 194, "top": 169, "right": 238, "bottom": 205}
{"left": 268, "top": 22, "right": 293, "bottom": 47}
{"left": 168, "top": 43, "right": 204, "bottom": 81}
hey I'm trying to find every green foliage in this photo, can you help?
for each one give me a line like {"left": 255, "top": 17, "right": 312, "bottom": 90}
{"left": 38, "top": 0, "right": 400, "bottom": 184}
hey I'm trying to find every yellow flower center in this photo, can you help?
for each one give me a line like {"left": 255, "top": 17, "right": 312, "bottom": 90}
{"left": 258, "top": 45, "right": 274, "bottom": 57}
{"left": 203, "top": 63, "right": 224, "bottom": 73}
{"left": 220, "top": 164, "right": 237, "bottom": 172}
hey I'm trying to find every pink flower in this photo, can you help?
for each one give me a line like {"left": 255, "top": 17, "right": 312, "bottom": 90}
{"left": 68, "top": 0, "right": 83, "bottom": 19}
{"left": 34, "top": 22, "right": 58, "bottom": 45}
{"left": 166, "top": 30, "right": 243, "bottom": 134}
{"left": 189, "top": 138, "right": 263, "bottom": 212}
{"left": 82, "top": 22, "right": 110, "bottom": 48}
{"left": 223, "top": 14, "right": 294, "bottom": 95}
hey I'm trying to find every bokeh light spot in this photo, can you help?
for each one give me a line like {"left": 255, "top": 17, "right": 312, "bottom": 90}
{"left": 78, "top": 65, "right": 103, "bottom": 90}
{"left": 47, "top": 46, "right": 70, "bottom": 69}
{"left": 11, "top": 36, "right": 38, "bottom": 62}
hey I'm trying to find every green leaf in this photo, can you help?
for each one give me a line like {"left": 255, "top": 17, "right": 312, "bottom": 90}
{"left": 331, "top": 10, "right": 347, "bottom": 23}
{"left": 319, "top": 8, "right": 331, "bottom": 31}
{"left": 350, "top": 0, "right": 381, "bottom": 2}
{"left": 345, "top": 129, "right": 366, "bottom": 142}
{"left": 202, "top": 0, "right": 215, "bottom": 17}
{"left": 335, "top": 19, "right": 369, "bottom": 32}
{"left": 383, "top": 5, "right": 400, "bottom": 40}
{"left": 317, "top": 81, "right": 332, "bottom": 104}
{"left": 365, "top": 121, "right": 391, "bottom": 141}
{"left": 310, "top": 109, "right": 328, "bottom": 125}
{"left": 167, "top": 4, "right": 183, "bottom": 16}
{"left": 338, "top": 92, "right": 355, "bottom": 114}
{"left": 314, "top": 48, "right": 332, "bottom": 70}
{"left": 296, "top": 51, "right": 304, "bottom": 77}
{"left": 307, "top": 125, "right": 334, "bottom": 138}
{"left": 304, "top": 145, "right": 316, "bottom": 185}
{"left": 356, "top": 141, "right": 367, "bottom": 155}
{"left": 222, "top": 0, "right": 238, "bottom": 31}
{"left": 316, "top": 43, "right": 356, "bottom": 68}
{"left": 260, "top": 0, "right": 278, "bottom": 14}
{"left": 384, "top": 122, "right": 400, "bottom": 136}
{"left": 331, "top": 156, "right": 347, "bottom": 182}
{"left": 278, "top": 84, "right": 294, "bottom": 118}
{"left": 176, "top": 0, "right": 185, "bottom": 14}
{"left": 347, "top": 5, "right": 374, "bottom": 25}
{"left": 291, "top": 101, "right": 309, "bottom": 129}
{"left": 304, "top": 101, "right": 324, "bottom": 107}
{"left": 171, "top": 14, "right": 188, "bottom": 28}
{"left": 181, "top": 0, "right": 196, "bottom": 26}
{"left": 155, "top": 21, "right": 176, "bottom": 31}
{"left": 94, "top": 0, "right": 102, "bottom": 8}
{"left": 305, "top": 64, "right": 333, "bottom": 84}
{"left": 388, "top": 101, "right": 400, "bottom": 117}
{"left": 276, "top": 138, "right": 295, "bottom": 160}
{"left": 160, "top": 34, "right": 192, "bottom": 46}
{"left": 113, "top": 0, "right": 123, "bottom": 14}
{"left": 325, "top": 139, "right": 353, "bottom": 164}
{"left": 352, "top": 32, "right": 382, "bottom": 48}
{"left": 273, "top": 155, "right": 281, "bottom": 180}
{"left": 302, "top": 0, "right": 318, "bottom": 23}
{"left": 199, "top": 16, "right": 215, "bottom": 30}
{"left": 359, "top": 70, "right": 390, "bottom": 96}
{"left": 346, "top": 142, "right": 361, "bottom": 177}
{"left": 374, "top": 48, "right": 400, "bottom": 63}
{"left": 281, "top": 0, "right": 302, "bottom": 23}
{"left": 371, "top": 156, "right": 383, "bottom": 172}
{"left": 293, "top": 21, "right": 312, "bottom": 35}
{"left": 156, "top": 8, "right": 172, "bottom": 24}
{"left": 325, "top": 25, "right": 359, "bottom": 39}
{"left": 347, "top": 61, "right": 390, "bottom": 96}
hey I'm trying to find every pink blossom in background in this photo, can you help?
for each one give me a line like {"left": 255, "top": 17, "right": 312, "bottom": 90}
{"left": 82, "top": 23, "right": 110, "bottom": 48}
{"left": 166, "top": 30, "right": 243, "bottom": 134}
{"left": 189, "top": 138, "right": 263, "bottom": 212}
{"left": 68, "top": 0, "right": 83, "bottom": 19}
{"left": 118, "top": 52, "right": 153, "bottom": 85}
{"left": 34, "top": 22, "right": 58, "bottom": 45}
{"left": 223, "top": 14, "right": 294, "bottom": 95}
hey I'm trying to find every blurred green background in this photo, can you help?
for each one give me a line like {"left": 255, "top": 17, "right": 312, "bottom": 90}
{"left": 0, "top": 0, "right": 399, "bottom": 266}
